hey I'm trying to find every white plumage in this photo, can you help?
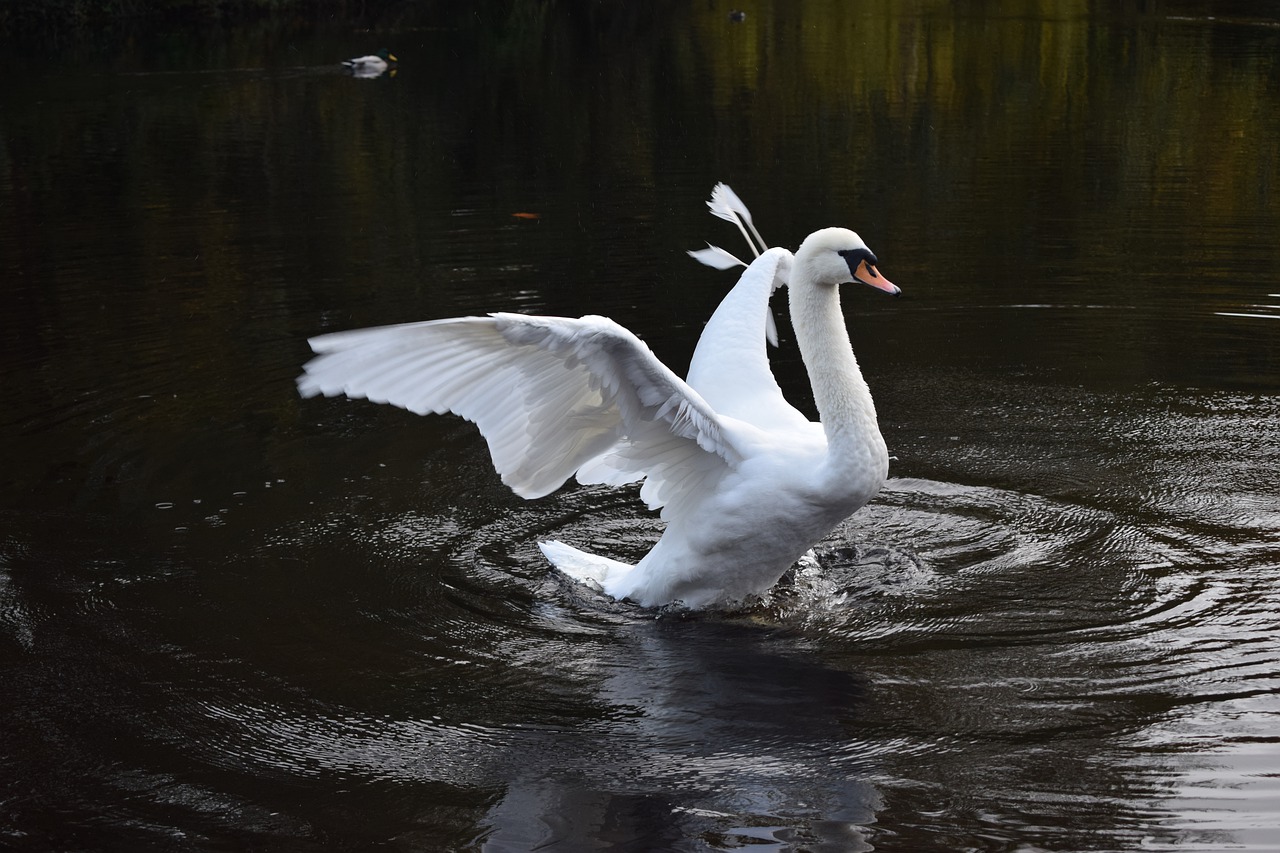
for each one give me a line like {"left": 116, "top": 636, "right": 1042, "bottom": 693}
{"left": 298, "top": 186, "right": 900, "bottom": 608}
{"left": 342, "top": 50, "right": 397, "bottom": 77}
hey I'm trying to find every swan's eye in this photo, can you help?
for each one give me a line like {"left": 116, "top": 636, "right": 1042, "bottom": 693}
{"left": 837, "top": 248, "right": 876, "bottom": 270}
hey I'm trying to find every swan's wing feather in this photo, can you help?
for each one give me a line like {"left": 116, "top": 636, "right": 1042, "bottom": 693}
{"left": 576, "top": 420, "right": 730, "bottom": 522}
{"left": 685, "top": 248, "right": 809, "bottom": 431}
{"left": 687, "top": 244, "right": 746, "bottom": 271}
{"left": 708, "top": 182, "right": 755, "bottom": 227}
{"left": 298, "top": 314, "right": 740, "bottom": 501}
{"left": 706, "top": 182, "right": 768, "bottom": 257}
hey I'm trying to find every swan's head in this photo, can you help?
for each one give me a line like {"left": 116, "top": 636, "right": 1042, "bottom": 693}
{"left": 795, "top": 227, "right": 899, "bottom": 295}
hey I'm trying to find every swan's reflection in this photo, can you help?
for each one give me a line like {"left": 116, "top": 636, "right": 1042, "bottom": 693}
{"left": 478, "top": 617, "right": 880, "bottom": 850}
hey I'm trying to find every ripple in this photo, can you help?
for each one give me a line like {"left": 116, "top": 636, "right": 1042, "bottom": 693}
{"left": 443, "top": 462, "right": 1280, "bottom": 764}
{"left": 0, "top": 542, "right": 41, "bottom": 653}
{"left": 135, "top": 390, "right": 1273, "bottom": 852}
{"left": 188, "top": 697, "right": 506, "bottom": 786}
{"left": 416, "top": 471, "right": 1252, "bottom": 673}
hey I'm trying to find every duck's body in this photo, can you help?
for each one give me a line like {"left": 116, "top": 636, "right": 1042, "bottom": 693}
{"left": 298, "top": 194, "right": 898, "bottom": 609}
{"left": 342, "top": 49, "right": 396, "bottom": 75}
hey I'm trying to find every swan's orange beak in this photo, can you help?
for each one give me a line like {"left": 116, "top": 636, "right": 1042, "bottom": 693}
{"left": 854, "top": 259, "right": 900, "bottom": 295}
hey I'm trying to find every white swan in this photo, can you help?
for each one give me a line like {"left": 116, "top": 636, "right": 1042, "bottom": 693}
{"left": 297, "top": 187, "right": 899, "bottom": 608}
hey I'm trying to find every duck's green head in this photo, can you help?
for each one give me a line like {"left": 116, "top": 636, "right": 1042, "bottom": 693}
{"left": 377, "top": 49, "right": 398, "bottom": 63}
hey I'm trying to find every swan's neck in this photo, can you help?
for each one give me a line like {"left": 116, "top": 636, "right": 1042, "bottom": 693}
{"left": 790, "top": 280, "right": 885, "bottom": 473}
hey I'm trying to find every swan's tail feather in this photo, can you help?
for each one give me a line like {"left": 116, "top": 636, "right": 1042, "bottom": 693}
{"left": 539, "top": 540, "right": 634, "bottom": 589}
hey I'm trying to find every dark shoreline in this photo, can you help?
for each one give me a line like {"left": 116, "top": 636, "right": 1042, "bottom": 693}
{"left": 0, "top": 0, "right": 662, "bottom": 47}
{"left": 0, "top": 0, "right": 396, "bottom": 37}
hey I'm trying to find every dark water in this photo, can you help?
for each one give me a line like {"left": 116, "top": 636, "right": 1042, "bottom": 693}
{"left": 3, "top": 3, "right": 1280, "bottom": 850}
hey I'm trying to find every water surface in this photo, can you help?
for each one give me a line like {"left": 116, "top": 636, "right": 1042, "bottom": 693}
{"left": 2, "top": 3, "right": 1279, "bottom": 850}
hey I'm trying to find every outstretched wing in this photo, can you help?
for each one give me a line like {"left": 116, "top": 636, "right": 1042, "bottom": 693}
{"left": 685, "top": 248, "right": 810, "bottom": 433}
{"left": 297, "top": 313, "right": 742, "bottom": 502}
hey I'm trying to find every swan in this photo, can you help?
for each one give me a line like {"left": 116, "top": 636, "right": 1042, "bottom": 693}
{"left": 342, "top": 49, "right": 397, "bottom": 76}
{"left": 297, "top": 186, "right": 900, "bottom": 608}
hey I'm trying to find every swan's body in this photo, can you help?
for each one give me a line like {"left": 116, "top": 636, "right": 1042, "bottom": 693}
{"left": 342, "top": 50, "right": 396, "bottom": 76}
{"left": 298, "top": 196, "right": 898, "bottom": 609}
